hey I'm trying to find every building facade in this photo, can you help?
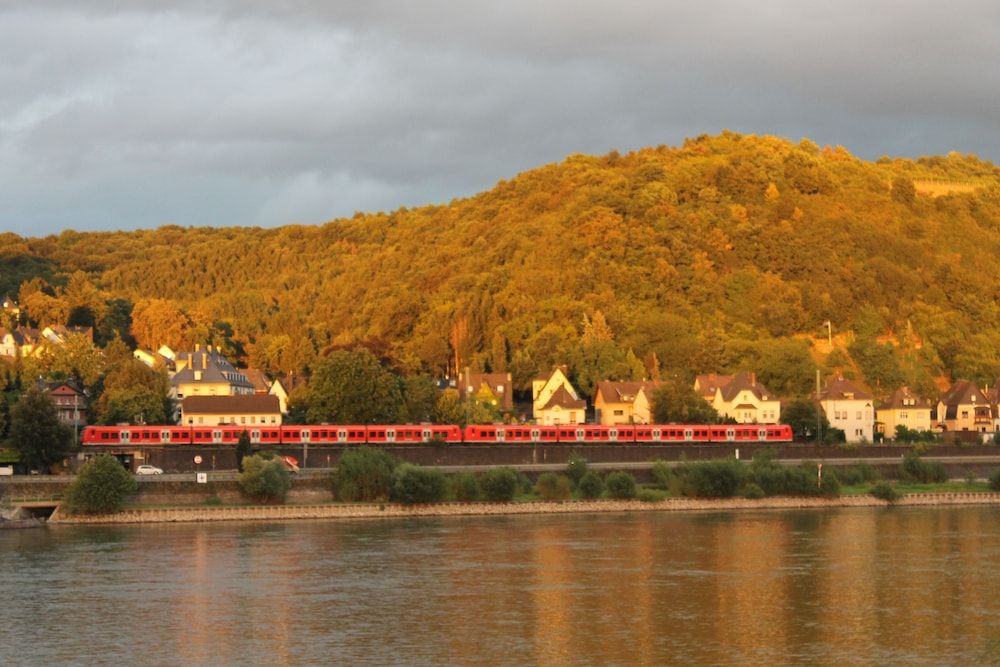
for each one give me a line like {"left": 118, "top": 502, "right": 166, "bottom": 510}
{"left": 820, "top": 376, "right": 874, "bottom": 443}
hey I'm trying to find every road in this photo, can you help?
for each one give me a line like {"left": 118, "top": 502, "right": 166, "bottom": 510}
{"left": 6, "top": 453, "right": 998, "bottom": 484}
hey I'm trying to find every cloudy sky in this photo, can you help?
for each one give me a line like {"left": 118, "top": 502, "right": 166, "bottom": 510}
{"left": 2, "top": 2, "right": 998, "bottom": 236}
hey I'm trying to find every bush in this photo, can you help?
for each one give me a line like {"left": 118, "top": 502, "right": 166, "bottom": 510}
{"left": 449, "top": 472, "right": 481, "bottom": 501}
{"left": 743, "top": 483, "right": 765, "bottom": 499}
{"left": 819, "top": 469, "right": 841, "bottom": 497}
{"left": 239, "top": 454, "right": 292, "bottom": 503}
{"left": 899, "top": 452, "right": 947, "bottom": 484}
{"left": 332, "top": 447, "right": 398, "bottom": 501}
{"left": 577, "top": 471, "right": 604, "bottom": 499}
{"left": 204, "top": 496, "right": 223, "bottom": 506}
{"left": 566, "top": 453, "right": 589, "bottom": 486}
{"left": 636, "top": 488, "right": 667, "bottom": 502}
{"left": 517, "top": 471, "right": 534, "bottom": 495}
{"left": 989, "top": 468, "right": 1000, "bottom": 491}
{"left": 839, "top": 462, "right": 882, "bottom": 486}
{"left": 535, "top": 473, "right": 572, "bottom": 501}
{"left": 605, "top": 471, "right": 637, "bottom": 499}
{"left": 672, "top": 459, "right": 746, "bottom": 498}
{"left": 390, "top": 464, "right": 447, "bottom": 504}
{"left": 651, "top": 460, "right": 672, "bottom": 490}
{"left": 480, "top": 467, "right": 520, "bottom": 502}
{"left": 63, "top": 455, "right": 138, "bottom": 514}
{"left": 871, "top": 481, "right": 902, "bottom": 502}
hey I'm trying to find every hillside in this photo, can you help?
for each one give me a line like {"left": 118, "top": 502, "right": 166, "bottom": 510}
{"left": 3, "top": 132, "right": 1000, "bottom": 399}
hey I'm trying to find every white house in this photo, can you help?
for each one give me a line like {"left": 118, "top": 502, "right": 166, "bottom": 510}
{"left": 820, "top": 375, "right": 874, "bottom": 443}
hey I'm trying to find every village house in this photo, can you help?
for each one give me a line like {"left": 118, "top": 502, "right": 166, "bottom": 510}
{"left": 41, "top": 324, "right": 93, "bottom": 345}
{"left": 532, "top": 366, "right": 586, "bottom": 425}
{"left": 0, "top": 327, "right": 42, "bottom": 357}
{"left": 594, "top": 381, "right": 660, "bottom": 425}
{"left": 876, "top": 386, "right": 935, "bottom": 437}
{"left": 710, "top": 371, "right": 780, "bottom": 424}
{"left": 1, "top": 295, "right": 19, "bottom": 317}
{"left": 459, "top": 370, "right": 514, "bottom": 414}
{"left": 936, "top": 379, "right": 992, "bottom": 433}
{"left": 134, "top": 345, "right": 177, "bottom": 373}
{"left": 43, "top": 380, "right": 88, "bottom": 430}
{"left": 242, "top": 368, "right": 272, "bottom": 394}
{"left": 180, "top": 394, "right": 282, "bottom": 426}
{"left": 270, "top": 372, "right": 306, "bottom": 415}
{"left": 694, "top": 373, "right": 733, "bottom": 403}
{"left": 171, "top": 345, "right": 254, "bottom": 399}
{"left": 820, "top": 375, "right": 874, "bottom": 443}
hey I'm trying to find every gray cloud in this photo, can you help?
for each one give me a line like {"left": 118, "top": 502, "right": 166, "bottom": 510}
{"left": 2, "top": 2, "right": 999, "bottom": 235}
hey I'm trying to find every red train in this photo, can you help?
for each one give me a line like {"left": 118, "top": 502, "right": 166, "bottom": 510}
{"left": 81, "top": 423, "right": 792, "bottom": 446}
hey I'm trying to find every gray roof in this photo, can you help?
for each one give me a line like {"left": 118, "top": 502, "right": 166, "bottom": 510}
{"left": 171, "top": 349, "right": 253, "bottom": 390}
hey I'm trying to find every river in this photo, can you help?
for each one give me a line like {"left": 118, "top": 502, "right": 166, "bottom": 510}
{"left": 3, "top": 506, "right": 1000, "bottom": 665}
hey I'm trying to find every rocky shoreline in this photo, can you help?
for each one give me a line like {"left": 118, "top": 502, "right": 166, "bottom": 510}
{"left": 46, "top": 491, "right": 1000, "bottom": 525}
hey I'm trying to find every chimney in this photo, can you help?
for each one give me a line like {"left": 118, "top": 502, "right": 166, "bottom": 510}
{"left": 750, "top": 372, "right": 756, "bottom": 386}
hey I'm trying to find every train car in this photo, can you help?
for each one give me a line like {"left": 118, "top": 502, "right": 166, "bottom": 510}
{"left": 366, "top": 425, "right": 463, "bottom": 445}
{"left": 82, "top": 425, "right": 194, "bottom": 446}
{"left": 555, "top": 425, "right": 637, "bottom": 443}
{"left": 189, "top": 427, "right": 257, "bottom": 445}
{"left": 463, "top": 425, "right": 559, "bottom": 444}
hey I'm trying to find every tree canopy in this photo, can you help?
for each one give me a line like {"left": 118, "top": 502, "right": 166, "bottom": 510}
{"left": 4, "top": 132, "right": 1000, "bottom": 397}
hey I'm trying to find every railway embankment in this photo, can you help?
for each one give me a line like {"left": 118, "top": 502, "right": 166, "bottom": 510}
{"left": 46, "top": 492, "right": 1000, "bottom": 525}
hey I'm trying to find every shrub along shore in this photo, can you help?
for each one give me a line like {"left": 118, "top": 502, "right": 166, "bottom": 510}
{"left": 46, "top": 449, "right": 1000, "bottom": 524}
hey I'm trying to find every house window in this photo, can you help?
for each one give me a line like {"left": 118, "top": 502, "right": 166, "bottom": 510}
{"left": 613, "top": 410, "right": 624, "bottom": 416}
{"left": 198, "top": 417, "right": 203, "bottom": 424}
{"left": 856, "top": 411, "right": 862, "bottom": 420}
{"left": 241, "top": 416, "right": 246, "bottom": 424}
{"left": 569, "top": 413, "right": 577, "bottom": 424}
{"left": 962, "top": 411, "right": 969, "bottom": 419}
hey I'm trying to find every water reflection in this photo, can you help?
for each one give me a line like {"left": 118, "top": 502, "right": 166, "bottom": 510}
{"left": 3, "top": 507, "right": 1000, "bottom": 665}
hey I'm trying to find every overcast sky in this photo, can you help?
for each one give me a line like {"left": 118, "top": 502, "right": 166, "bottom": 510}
{"left": 2, "top": 1, "right": 998, "bottom": 236}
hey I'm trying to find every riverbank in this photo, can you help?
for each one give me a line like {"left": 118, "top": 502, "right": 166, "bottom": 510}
{"left": 46, "top": 491, "right": 1000, "bottom": 525}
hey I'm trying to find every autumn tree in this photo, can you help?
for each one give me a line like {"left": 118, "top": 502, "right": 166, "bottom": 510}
{"left": 131, "top": 298, "right": 193, "bottom": 350}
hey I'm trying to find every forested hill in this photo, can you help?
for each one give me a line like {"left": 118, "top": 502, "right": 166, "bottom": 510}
{"left": 4, "top": 132, "right": 1000, "bottom": 399}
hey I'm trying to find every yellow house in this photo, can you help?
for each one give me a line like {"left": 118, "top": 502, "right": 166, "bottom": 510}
{"left": 181, "top": 395, "right": 283, "bottom": 426}
{"left": 532, "top": 367, "right": 586, "bottom": 425}
{"left": 171, "top": 345, "right": 254, "bottom": 399}
{"left": 936, "top": 380, "right": 991, "bottom": 433}
{"left": 594, "top": 381, "right": 660, "bottom": 425}
{"left": 876, "top": 386, "right": 934, "bottom": 436}
{"left": 711, "top": 372, "right": 780, "bottom": 424}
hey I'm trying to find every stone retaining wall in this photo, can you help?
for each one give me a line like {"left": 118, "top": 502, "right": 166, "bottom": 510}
{"left": 49, "top": 492, "right": 1000, "bottom": 525}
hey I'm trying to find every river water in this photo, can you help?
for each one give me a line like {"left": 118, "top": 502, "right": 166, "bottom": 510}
{"left": 3, "top": 507, "right": 1000, "bottom": 665}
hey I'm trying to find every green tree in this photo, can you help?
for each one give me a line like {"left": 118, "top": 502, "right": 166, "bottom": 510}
{"left": 480, "top": 467, "right": 520, "bottom": 502}
{"left": 332, "top": 447, "right": 398, "bottom": 501}
{"left": 605, "top": 471, "right": 637, "bottom": 499}
{"left": 236, "top": 431, "right": 253, "bottom": 472}
{"left": 100, "top": 386, "right": 168, "bottom": 425}
{"left": 63, "top": 454, "right": 138, "bottom": 514}
{"left": 238, "top": 454, "right": 292, "bottom": 503}
{"left": 781, "top": 398, "right": 829, "bottom": 441}
{"left": 577, "top": 471, "right": 604, "bottom": 498}
{"left": 650, "top": 376, "right": 719, "bottom": 423}
{"left": 400, "top": 374, "right": 438, "bottom": 423}
{"left": 307, "top": 349, "right": 403, "bottom": 424}
{"left": 390, "top": 463, "right": 447, "bottom": 504}
{"left": 9, "top": 386, "right": 73, "bottom": 472}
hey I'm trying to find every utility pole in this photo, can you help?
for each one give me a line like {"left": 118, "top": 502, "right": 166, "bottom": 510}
{"left": 825, "top": 320, "right": 833, "bottom": 350}
{"left": 816, "top": 369, "right": 823, "bottom": 444}
{"left": 464, "top": 366, "right": 471, "bottom": 427}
